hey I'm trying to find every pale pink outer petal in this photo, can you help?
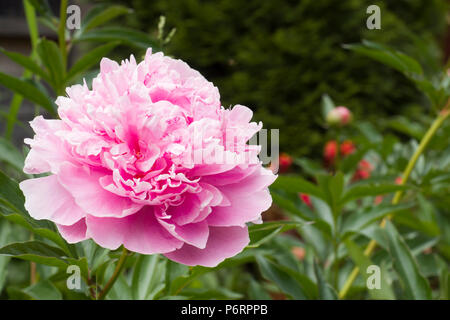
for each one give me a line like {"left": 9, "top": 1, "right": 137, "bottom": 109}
{"left": 23, "top": 116, "right": 70, "bottom": 174}
{"left": 19, "top": 175, "right": 85, "bottom": 226}
{"left": 164, "top": 226, "right": 249, "bottom": 267}
{"left": 85, "top": 207, "right": 184, "bottom": 254}
{"left": 57, "top": 162, "right": 143, "bottom": 218}
{"left": 158, "top": 219, "right": 209, "bottom": 249}
{"left": 207, "top": 189, "right": 272, "bottom": 227}
{"left": 206, "top": 167, "right": 276, "bottom": 227}
{"left": 57, "top": 219, "right": 88, "bottom": 243}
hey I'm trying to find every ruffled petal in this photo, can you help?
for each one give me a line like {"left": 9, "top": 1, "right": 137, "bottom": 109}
{"left": 164, "top": 226, "right": 249, "bottom": 267}
{"left": 158, "top": 219, "right": 209, "bottom": 249}
{"left": 86, "top": 207, "right": 183, "bottom": 254}
{"left": 57, "top": 218, "right": 88, "bottom": 243}
{"left": 57, "top": 162, "right": 142, "bottom": 218}
{"left": 207, "top": 189, "right": 272, "bottom": 227}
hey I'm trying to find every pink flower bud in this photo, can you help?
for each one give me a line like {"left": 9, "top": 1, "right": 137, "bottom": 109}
{"left": 326, "top": 106, "right": 352, "bottom": 126}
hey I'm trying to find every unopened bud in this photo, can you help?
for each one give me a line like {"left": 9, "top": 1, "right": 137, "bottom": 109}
{"left": 326, "top": 106, "right": 352, "bottom": 126}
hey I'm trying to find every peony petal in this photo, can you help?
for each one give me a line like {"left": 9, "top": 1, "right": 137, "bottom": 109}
{"left": 23, "top": 116, "right": 70, "bottom": 174}
{"left": 86, "top": 207, "right": 183, "bottom": 254}
{"left": 164, "top": 226, "right": 249, "bottom": 267}
{"left": 57, "top": 162, "right": 142, "bottom": 218}
{"left": 19, "top": 175, "right": 86, "bottom": 226}
{"left": 158, "top": 219, "right": 209, "bottom": 249}
{"left": 57, "top": 218, "right": 88, "bottom": 243}
{"left": 228, "top": 105, "right": 253, "bottom": 124}
{"left": 207, "top": 189, "right": 272, "bottom": 227}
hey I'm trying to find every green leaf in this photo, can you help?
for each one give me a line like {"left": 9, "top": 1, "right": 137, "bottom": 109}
{"left": 271, "top": 191, "right": 314, "bottom": 221}
{"left": 384, "top": 221, "right": 432, "bottom": 299}
{"left": 313, "top": 260, "right": 337, "bottom": 300}
{"left": 0, "top": 221, "right": 11, "bottom": 292}
{"left": 0, "top": 170, "right": 73, "bottom": 256}
{"left": 341, "top": 203, "right": 414, "bottom": 238}
{"left": 0, "top": 137, "right": 25, "bottom": 172}
{"left": 256, "top": 255, "right": 307, "bottom": 299}
{"left": 79, "top": 5, "right": 132, "bottom": 34}
{"left": 344, "top": 239, "right": 395, "bottom": 300}
{"left": 270, "top": 175, "right": 325, "bottom": 201}
{"left": 316, "top": 172, "right": 344, "bottom": 217}
{"left": 0, "top": 47, "right": 51, "bottom": 83}
{"left": 28, "top": 0, "right": 55, "bottom": 19}
{"left": 248, "top": 279, "right": 272, "bottom": 300}
{"left": 132, "top": 254, "right": 165, "bottom": 300}
{"left": 248, "top": 221, "right": 305, "bottom": 247}
{"left": 0, "top": 72, "right": 55, "bottom": 114}
{"left": 65, "top": 42, "right": 119, "bottom": 83}
{"left": 321, "top": 93, "right": 335, "bottom": 120}
{"left": 0, "top": 169, "right": 26, "bottom": 214}
{"left": 344, "top": 40, "right": 423, "bottom": 77}
{"left": 341, "top": 183, "right": 408, "bottom": 205}
{"left": 36, "top": 39, "right": 65, "bottom": 90}
{"left": 0, "top": 241, "right": 69, "bottom": 269}
{"left": 23, "top": 280, "right": 63, "bottom": 300}
{"left": 165, "top": 259, "right": 190, "bottom": 296}
{"left": 73, "top": 27, "right": 160, "bottom": 50}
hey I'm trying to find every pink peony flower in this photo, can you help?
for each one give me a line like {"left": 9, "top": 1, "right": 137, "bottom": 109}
{"left": 19, "top": 49, "right": 276, "bottom": 267}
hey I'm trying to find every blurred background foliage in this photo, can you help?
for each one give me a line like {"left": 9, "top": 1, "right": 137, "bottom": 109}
{"left": 98, "top": 0, "right": 448, "bottom": 157}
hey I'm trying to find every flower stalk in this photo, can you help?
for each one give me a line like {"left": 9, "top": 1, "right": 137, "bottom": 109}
{"left": 96, "top": 246, "right": 130, "bottom": 300}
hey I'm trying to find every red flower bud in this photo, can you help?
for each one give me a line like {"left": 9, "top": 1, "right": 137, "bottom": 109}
{"left": 340, "top": 140, "right": 356, "bottom": 157}
{"left": 323, "top": 140, "right": 338, "bottom": 163}
{"left": 299, "top": 193, "right": 312, "bottom": 208}
{"left": 352, "top": 159, "right": 373, "bottom": 181}
{"left": 279, "top": 153, "right": 293, "bottom": 172}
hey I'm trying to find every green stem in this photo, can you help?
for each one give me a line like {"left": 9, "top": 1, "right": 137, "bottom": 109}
{"left": 338, "top": 105, "right": 450, "bottom": 299}
{"left": 5, "top": 0, "right": 38, "bottom": 139}
{"left": 97, "top": 247, "right": 129, "bottom": 300}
